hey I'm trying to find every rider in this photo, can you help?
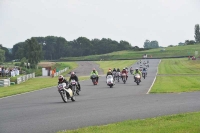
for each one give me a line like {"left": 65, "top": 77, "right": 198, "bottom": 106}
{"left": 58, "top": 75, "right": 69, "bottom": 86}
{"left": 133, "top": 68, "right": 142, "bottom": 82}
{"left": 142, "top": 67, "right": 147, "bottom": 75}
{"left": 130, "top": 67, "right": 133, "bottom": 73}
{"left": 125, "top": 67, "right": 128, "bottom": 73}
{"left": 90, "top": 68, "right": 99, "bottom": 83}
{"left": 69, "top": 72, "right": 81, "bottom": 91}
{"left": 121, "top": 68, "right": 128, "bottom": 80}
{"left": 106, "top": 69, "right": 113, "bottom": 78}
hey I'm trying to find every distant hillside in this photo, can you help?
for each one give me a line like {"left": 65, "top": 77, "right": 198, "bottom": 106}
{"left": 60, "top": 44, "right": 200, "bottom": 61}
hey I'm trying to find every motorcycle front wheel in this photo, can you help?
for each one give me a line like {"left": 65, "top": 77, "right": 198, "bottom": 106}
{"left": 59, "top": 91, "right": 68, "bottom": 103}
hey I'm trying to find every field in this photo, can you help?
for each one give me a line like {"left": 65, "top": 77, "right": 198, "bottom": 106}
{"left": 58, "top": 111, "right": 200, "bottom": 133}
{"left": 61, "top": 44, "right": 200, "bottom": 61}
{"left": 151, "top": 58, "right": 200, "bottom": 93}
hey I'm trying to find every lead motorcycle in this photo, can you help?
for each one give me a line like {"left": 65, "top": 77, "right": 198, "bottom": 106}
{"left": 106, "top": 75, "right": 115, "bottom": 88}
{"left": 134, "top": 74, "right": 141, "bottom": 85}
{"left": 91, "top": 74, "right": 98, "bottom": 85}
{"left": 57, "top": 83, "right": 75, "bottom": 103}
{"left": 69, "top": 79, "right": 80, "bottom": 95}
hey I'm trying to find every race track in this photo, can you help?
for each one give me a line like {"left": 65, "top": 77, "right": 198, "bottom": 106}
{"left": 1, "top": 59, "right": 200, "bottom": 133}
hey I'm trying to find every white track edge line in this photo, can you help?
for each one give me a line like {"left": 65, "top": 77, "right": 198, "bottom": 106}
{"left": 146, "top": 59, "right": 161, "bottom": 94}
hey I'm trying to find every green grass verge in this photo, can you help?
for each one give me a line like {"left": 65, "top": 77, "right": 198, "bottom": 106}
{"left": 96, "top": 60, "right": 136, "bottom": 74}
{"left": 58, "top": 111, "right": 200, "bottom": 133}
{"left": 0, "top": 61, "right": 83, "bottom": 98}
{"left": 151, "top": 76, "right": 200, "bottom": 93}
{"left": 61, "top": 44, "right": 200, "bottom": 61}
{"left": 0, "top": 76, "right": 89, "bottom": 98}
{"left": 159, "top": 58, "right": 200, "bottom": 74}
{"left": 151, "top": 58, "right": 200, "bottom": 93}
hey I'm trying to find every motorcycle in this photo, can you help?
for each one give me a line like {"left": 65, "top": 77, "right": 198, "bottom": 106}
{"left": 106, "top": 75, "right": 115, "bottom": 88}
{"left": 91, "top": 74, "right": 98, "bottom": 85}
{"left": 116, "top": 72, "right": 121, "bottom": 82}
{"left": 57, "top": 83, "right": 75, "bottom": 103}
{"left": 130, "top": 69, "right": 133, "bottom": 75}
{"left": 134, "top": 74, "right": 141, "bottom": 85}
{"left": 142, "top": 71, "right": 147, "bottom": 79}
{"left": 121, "top": 73, "right": 127, "bottom": 84}
{"left": 69, "top": 79, "right": 80, "bottom": 95}
{"left": 112, "top": 71, "right": 116, "bottom": 80}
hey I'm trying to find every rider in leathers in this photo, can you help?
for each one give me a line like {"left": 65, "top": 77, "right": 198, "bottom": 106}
{"left": 121, "top": 68, "right": 128, "bottom": 80}
{"left": 69, "top": 72, "right": 81, "bottom": 91}
{"left": 106, "top": 69, "right": 113, "bottom": 78}
{"left": 90, "top": 68, "right": 99, "bottom": 83}
{"left": 133, "top": 68, "right": 142, "bottom": 82}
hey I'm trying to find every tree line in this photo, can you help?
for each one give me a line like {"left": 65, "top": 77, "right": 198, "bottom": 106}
{"left": 1, "top": 23, "right": 200, "bottom": 64}
{"left": 178, "top": 24, "right": 200, "bottom": 46}
{"left": 1, "top": 37, "right": 138, "bottom": 66}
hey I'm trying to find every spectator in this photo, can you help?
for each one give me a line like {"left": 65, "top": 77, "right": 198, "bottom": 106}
{"left": 0, "top": 67, "right": 1, "bottom": 76}
{"left": 2, "top": 67, "right": 5, "bottom": 77}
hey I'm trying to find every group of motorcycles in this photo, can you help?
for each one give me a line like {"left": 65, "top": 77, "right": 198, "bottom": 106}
{"left": 57, "top": 60, "right": 150, "bottom": 103}
{"left": 57, "top": 79, "right": 80, "bottom": 103}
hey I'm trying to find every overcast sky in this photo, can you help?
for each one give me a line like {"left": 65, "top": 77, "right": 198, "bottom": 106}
{"left": 1, "top": 0, "right": 200, "bottom": 48}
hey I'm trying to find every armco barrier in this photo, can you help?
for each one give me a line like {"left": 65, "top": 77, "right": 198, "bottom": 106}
{"left": 17, "top": 73, "right": 35, "bottom": 84}
{"left": 0, "top": 79, "right": 11, "bottom": 87}
{"left": 54, "top": 68, "right": 68, "bottom": 77}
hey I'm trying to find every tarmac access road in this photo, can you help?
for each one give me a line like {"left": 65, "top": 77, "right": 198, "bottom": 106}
{"left": 1, "top": 59, "right": 200, "bottom": 133}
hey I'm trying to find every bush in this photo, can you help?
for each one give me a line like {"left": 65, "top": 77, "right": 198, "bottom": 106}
{"left": 35, "top": 68, "right": 42, "bottom": 77}
{"left": 10, "top": 77, "right": 18, "bottom": 84}
{"left": 14, "top": 63, "right": 20, "bottom": 66}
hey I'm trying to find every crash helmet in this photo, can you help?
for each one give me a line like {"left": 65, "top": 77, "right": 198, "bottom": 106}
{"left": 93, "top": 68, "right": 96, "bottom": 72}
{"left": 58, "top": 75, "right": 64, "bottom": 82}
{"left": 108, "top": 70, "right": 112, "bottom": 72}
{"left": 71, "top": 72, "right": 75, "bottom": 77}
{"left": 135, "top": 68, "right": 139, "bottom": 71}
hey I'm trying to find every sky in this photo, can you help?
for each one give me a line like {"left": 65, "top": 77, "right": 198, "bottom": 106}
{"left": 0, "top": 0, "right": 200, "bottom": 48}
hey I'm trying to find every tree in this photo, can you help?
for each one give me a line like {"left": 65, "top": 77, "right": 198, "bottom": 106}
{"left": 0, "top": 48, "right": 5, "bottom": 63}
{"left": 143, "top": 40, "right": 151, "bottom": 48}
{"left": 194, "top": 24, "right": 200, "bottom": 43}
{"left": 185, "top": 40, "right": 195, "bottom": 45}
{"left": 25, "top": 37, "right": 42, "bottom": 68}
{"left": 144, "top": 40, "right": 159, "bottom": 48}
{"left": 0, "top": 44, "right": 12, "bottom": 61}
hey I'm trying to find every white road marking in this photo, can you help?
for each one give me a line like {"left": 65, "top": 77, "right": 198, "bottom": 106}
{"left": 146, "top": 59, "right": 161, "bottom": 94}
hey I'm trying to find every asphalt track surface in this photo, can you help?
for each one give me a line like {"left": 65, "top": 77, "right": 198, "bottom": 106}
{"left": 1, "top": 59, "right": 200, "bottom": 133}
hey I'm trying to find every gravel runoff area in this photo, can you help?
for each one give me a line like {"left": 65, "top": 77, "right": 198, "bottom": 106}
{"left": 68, "top": 61, "right": 104, "bottom": 76}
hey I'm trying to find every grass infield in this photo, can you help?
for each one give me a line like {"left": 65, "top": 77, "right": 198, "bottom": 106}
{"left": 151, "top": 58, "right": 200, "bottom": 93}
{"left": 58, "top": 111, "right": 200, "bottom": 133}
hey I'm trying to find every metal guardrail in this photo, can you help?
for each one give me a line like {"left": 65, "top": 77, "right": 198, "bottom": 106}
{"left": 0, "top": 79, "right": 10, "bottom": 87}
{"left": 54, "top": 68, "right": 68, "bottom": 77}
{"left": 0, "top": 73, "right": 36, "bottom": 87}
{"left": 17, "top": 73, "right": 35, "bottom": 84}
